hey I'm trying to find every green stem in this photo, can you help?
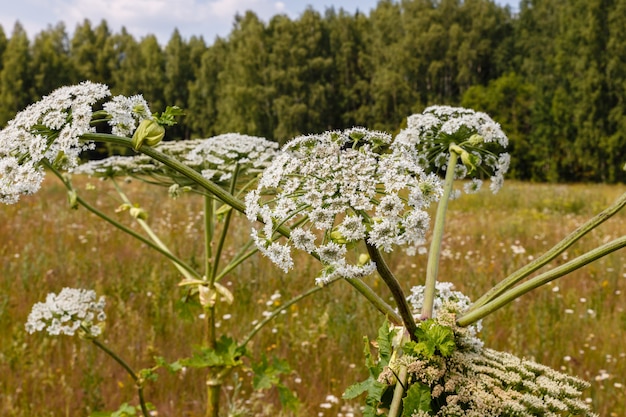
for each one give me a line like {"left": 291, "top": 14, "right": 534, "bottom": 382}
{"left": 366, "top": 243, "right": 417, "bottom": 339}
{"left": 212, "top": 165, "right": 239, "bottom": 281}
{"left": 202, "top": 195, "right": 218, "bottom": 417}
{"left": 468, "top": 191, "right": 626, "bottom": 311}
{"left": 79, "top": 135, "right": 398, "bottom": 324}
{"left": 421, "top": 150, "right": 458, "bottom": 319}
{"left": 111, "top": 179, "right": 197, "bottom": 282}
{"left": 388, "top": 365, "right": 408, "bottom": 417}
{"left": 457, "top": 235, "right": 626, "bottom": 326}
{"left": 89, "top": 336, "right": 150, "bottom": 417}
{"left": 45, "top": 162, "right": 201, "bottom": 279}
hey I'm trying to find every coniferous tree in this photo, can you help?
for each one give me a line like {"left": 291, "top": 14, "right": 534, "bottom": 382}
{"left": 0, "top": 22, "right": 32, "bottom": 125}
{"left": 70, "top": 20, "right": 115, "bottom": 83}
{"left": 30, "top": 23, "right": 74, "bottom": 98}
{"left": 0, "top": 25, "right": 7, "bottom": 72}
{"left": 215, "top": 11, "right": 273, "bottom": 138}
{"left": 187, "top": 37, "right": 225, "bottom": 138}
{"left": 164, "top": 29, "right": 194, "bottom": 139}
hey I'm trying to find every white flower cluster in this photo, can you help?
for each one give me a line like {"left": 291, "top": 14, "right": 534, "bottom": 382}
{"left": 25, "top": 288, "right": 106, "bottom": 337}
{"left": 245, "top": 128, "right": 444, "bottom": 284}
{"left": 407, "top": 282, "right": 483, "bottom": 350}
{"left": 394, "top": 105, "right": 510, "bottom": 193}
{"left": 102, "top": 94, "right": 152, "bottom": 137}
{"left": 0, "top": 82, "right": 110, "bottom": 204}
{"left": 76, "top": 133, "right": 279, "bottom": 190}
{"left": 182, "top": 133, "right": 279, "bottom": 183}
{"left": 0, "top": 82, "right": 156, "bottom": 204}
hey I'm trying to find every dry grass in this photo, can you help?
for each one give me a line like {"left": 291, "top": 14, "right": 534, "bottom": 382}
{"left": 1, "top": 177, "right": 625, "bottom": 416}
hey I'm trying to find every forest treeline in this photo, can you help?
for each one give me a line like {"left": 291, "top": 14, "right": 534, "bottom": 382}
{"left": 1, "top": 0, "right": 625, "bottom": 182}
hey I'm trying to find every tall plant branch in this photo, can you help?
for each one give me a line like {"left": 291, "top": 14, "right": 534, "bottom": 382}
{"left": 421, "top": 149, "right": 459, "bottom": 319}
{"left": 468, "top": 191, "right": 626, "bottom": 311}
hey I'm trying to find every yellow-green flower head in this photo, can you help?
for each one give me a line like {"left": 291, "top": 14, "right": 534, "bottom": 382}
{"left": 394, "top": 106, "right": 509, "bottom": 193}
{"left": 245, "top": 127, "right": 443, "bottom": 285}
{"left": 131, "top": 119, "right": 165, "bottom": 150}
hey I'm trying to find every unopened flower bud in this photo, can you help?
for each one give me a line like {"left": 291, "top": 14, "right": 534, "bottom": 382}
{"left": 131, "top": 119, "right": 165, "bottom": 150}
{"left": 67, "top": 189, "right": 78, "bottom": 210}
{"left": 358, "top": 253, "right": 370, "bottom": 266}
{"left": 330, "top": 229, "right": 347, "bottom": 244}
{"left": 460, "top": 150, "right": 479, "bottom": 173}
{"left": 129, "top": 206, "right": 148, "bottom": 220}
{"left": 468, "top": 134, "right": 484, "bottom": 145}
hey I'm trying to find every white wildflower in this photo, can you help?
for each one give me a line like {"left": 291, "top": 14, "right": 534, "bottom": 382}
{"left": 25, "top": 288, "right": 106, "bottom": 337}
{"left": 1, "top": 82, "right": 110, "bottom": 203}
{"left": 395, "top": 105, "right": 509, "bottom": 194}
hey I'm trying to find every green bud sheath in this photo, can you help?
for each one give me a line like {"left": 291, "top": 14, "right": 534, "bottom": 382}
{"left": 131, "top": 119, "right": 165, "bottom": 150}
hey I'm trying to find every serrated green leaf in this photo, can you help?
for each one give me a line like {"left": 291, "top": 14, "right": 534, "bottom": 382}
{"left": 376, "top": 318, "right": 396, "bottom": 366}
{"left": 402, "top": 383, "right": 432, "bottom": 417}
{"left": 343, "top": 377, "right": 377, "bottom": 400}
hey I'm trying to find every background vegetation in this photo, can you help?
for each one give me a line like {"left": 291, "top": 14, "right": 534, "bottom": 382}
{"left": 1, "top": 0, "right": 626, "bottom": 182}
{"left": 0, "top": 179, "right": 625, "bottom": 416}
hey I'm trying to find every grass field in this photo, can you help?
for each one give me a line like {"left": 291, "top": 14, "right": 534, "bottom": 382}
{"left": 1, "top": 177, "right": 625, "bottom": 416}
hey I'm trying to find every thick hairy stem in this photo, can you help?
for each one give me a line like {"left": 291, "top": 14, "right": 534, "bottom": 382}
{"left": 366, "top": 243, "right": 418, "bottom": 340}
{"left": 421, "top": 150, "right": 458, "bottom": 319}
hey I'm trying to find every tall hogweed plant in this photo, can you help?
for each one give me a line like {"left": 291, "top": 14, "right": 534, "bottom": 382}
{"left": 2, "top": 81, "right": 625, "bottom": 416}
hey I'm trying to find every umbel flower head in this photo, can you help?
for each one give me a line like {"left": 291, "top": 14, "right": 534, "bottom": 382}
{"left": 0, "top": 82, "right": 153, "bottom": 204}
{"left": 394, "top": 105, "right": 510, "bottom": 194}
{"left": 75, "top": 133, "right": 279, "bottom": 193}
{"left": 25, "top": 288, "right": 106, "bottom": 338}
{"left": 245, "top": 127, "right": 444, "bottom": 285}
{"left": 379, "top": 288, "right": 595, "bottom": 417}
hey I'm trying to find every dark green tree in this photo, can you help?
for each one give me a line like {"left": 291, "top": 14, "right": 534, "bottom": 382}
{"left": 0, "top": 22, "right": 32, "bottom": 125}
{"left": 70, "top": 20, "right": 115, "bottom": 83}
{"left": 214, "top": 11, "right": 273, "bottom": 138}
{"left": 30, "top": 23, "right": 74, "bottom": 98}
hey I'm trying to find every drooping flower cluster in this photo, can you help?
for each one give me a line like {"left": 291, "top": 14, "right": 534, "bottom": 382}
{"left": 0, "top": 82, "right": 156, "bottom": 204}
{"left": 25, "top": 288, "right": 106, "bottom": 338}
{"left": 394, "top": 105, "right": 510, "bottom": 193}
{"left": 245, "top": 128, "right": 444, "bottom": 284}
{"left": 75, "top": 133, "right": 279, "bottom": 192}
{"left": 379, "top": 290, "right": 595, "bottom": 417}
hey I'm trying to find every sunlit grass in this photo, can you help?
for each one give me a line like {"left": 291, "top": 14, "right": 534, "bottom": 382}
{"left": 1, "top": 178, "right": 624, "bottom": 416}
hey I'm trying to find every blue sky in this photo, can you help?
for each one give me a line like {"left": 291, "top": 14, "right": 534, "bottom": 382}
{"left": 1, "top": 0, "right": 520, "bottom": 45}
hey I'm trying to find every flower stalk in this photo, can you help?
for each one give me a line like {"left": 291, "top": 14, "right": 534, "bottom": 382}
{"left": 421, "top": 148, "right": 459, "bottom": 320}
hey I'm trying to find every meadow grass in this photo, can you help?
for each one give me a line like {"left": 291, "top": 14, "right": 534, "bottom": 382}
{"left": 1, "top": 178, "right": 624, "bottom": 416}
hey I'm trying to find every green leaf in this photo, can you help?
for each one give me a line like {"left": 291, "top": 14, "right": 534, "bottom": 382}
{"left": 402, "top": 383, "right": 432, "bottom": 416}
{"left": 376, "top": 318, "right": 396, "bottom": 367}
{"left": 406, "top": 320, "right": 456, "bottom": 359}
{"left": 181, "top": 336, "right": 243, "bottom": 369}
